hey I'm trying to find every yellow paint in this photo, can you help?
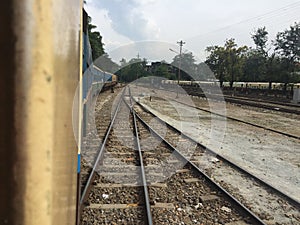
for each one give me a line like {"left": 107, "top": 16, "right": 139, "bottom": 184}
{"left": 20, "top": 0, "right": 54, "bottom": 224}
{"left": 13, "top": 0, "right": 82, "bottom": 224}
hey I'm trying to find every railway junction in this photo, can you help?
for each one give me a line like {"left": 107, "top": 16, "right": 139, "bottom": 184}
{"left": 2, "top": 1, "right": 299, "bottom": 225}
{"left": 79, "top": 83, "right": 300, "bottom": 225}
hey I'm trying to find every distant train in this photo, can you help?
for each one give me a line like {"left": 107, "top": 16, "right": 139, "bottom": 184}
{"left": 162, "top": 80, "right": 300, "bottom": 90}
{"left": 92, "top": 65, "right": 117, "bottom": 84}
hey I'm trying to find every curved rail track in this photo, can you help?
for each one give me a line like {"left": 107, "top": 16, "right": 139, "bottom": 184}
{"left": 130, "top": 88, "right": 300, "bottom": 224}
{"left": 79, "top": 87, "right": 278, "bottom": 224}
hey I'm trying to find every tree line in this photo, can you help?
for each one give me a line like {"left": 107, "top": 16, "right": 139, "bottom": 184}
{"left": 88, "top": 16, "right": 299, "bottom": 88}
{"left": 205, "top": 23, "right": 300, "bottom": 89}
{"left": 87, "top": 16, "right": 119, "bottom": 72}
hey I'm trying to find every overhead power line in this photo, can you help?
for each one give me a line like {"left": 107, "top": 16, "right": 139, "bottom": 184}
{"left": 189, "top": 1, "right": 300, "bottom": 40}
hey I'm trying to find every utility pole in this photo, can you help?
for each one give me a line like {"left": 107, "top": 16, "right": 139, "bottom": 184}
{"left": 177, "top": 40, "right": 185, "bottom": 98}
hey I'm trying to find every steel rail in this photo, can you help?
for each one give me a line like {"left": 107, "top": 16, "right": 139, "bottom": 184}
{"left": 125, "top": 89, "right": 153, "bottom": 224}
{"left": 181, "top": 86, "right": 300, "bottom": 108}
{"left": 156, "top": 85, "right": 300, "bottom": 114}
{"left": 133, "top": 97, "right": 300, "bottom": 210}
{"left": 193, "top": 92, "right": 300, "bottom": 114}
{"left": 222, "top": 96, "right": 300, "bottom": 114}
{"left": 132, "top": 104, "right": 267, "bottom": 225}
{"left": 171, "top": 98, "right": 300, "bottom": 140}
{"left": 124, "top": 91, "right": 153, "bottom": 224}
{"left": 174, "top": 83, "right": 300, "bottom": 109}
{"left": 131, "top": 101, "right": 153, "bottom": 225}
{"left": 223, "top": 94, "right": 300, "bottom": 108}
{"left": 80, "top": 88, "right": 125, "bottom": 205}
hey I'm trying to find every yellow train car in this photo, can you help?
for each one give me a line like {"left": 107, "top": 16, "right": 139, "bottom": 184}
{"left": 1, "top": 1, "right": 83, "bottom": 225}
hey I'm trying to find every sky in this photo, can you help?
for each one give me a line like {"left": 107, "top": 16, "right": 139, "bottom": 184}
{"left": 84, "top": 0, "right": 300, "bottom": 64}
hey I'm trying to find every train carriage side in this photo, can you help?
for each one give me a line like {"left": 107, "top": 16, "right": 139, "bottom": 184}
{"left": 0, "top": 1, "right": 83, "bottom": 225}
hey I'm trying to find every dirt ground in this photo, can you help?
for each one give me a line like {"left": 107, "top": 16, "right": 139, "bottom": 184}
{"left": 189, "top": 95, "right": 300, "bottom": 138}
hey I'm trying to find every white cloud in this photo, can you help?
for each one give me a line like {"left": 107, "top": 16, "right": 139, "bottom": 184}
{"left": 88, "top": 0, "right": 160, "bottom": 41}
{"left": 85, "top": 0, "right": 300, "bottom": 61}
{"left": 84, "top": 5, "right": 132, "bottom": 51}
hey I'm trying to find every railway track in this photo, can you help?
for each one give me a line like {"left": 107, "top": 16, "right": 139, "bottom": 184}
{"left": 221, "top": 95, "right": 300, "bottom": 115}
{"left": 156, "top": 84, "right": 300, "bottom": 115}
{"left": 134, "top": 84, "right": 300, "bottom": 138}
{"left": 182, "top": 87, "right": 300, "bottom": 115}
{"left": 79, "top": 87, "right": 271, "bottom": 224}
{"left": 222, "top": 94, "right": 300, "bottom": 109}
{"left": 131, "top": 91, "right": 300, "bottom": 224}
{"left": 80, "top": 89, "right": 122, "bottom": 193}
{"left": 169, "top": 98, "right": 300, "bottom": 140}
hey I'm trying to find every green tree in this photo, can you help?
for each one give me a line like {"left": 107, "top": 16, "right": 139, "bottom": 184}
{"left": 264, "top": 52, "right": 288, "bottom": 89}
{"left": 205, "top": 45, "right": 226, "bottom": 86}
{"left": 206, "top": 39, "right": 247, "bottom": 88}
{"left": 243, "top": 55, "right": 267, "bottom": 84}
{"left": 275, "top": 22, "right": 300, "bottom": 63}
{"left": 152, "top": 63, "right": 176, "bottom": 79}
{"left": 88, "top": 17, "right": 105, "bottom": 60}
{"left": 116, "top": 57, "right": 150, "bottom": 82}
{"left": 197, "top": 62, "right": 215, "bottom": 80}
{"left": 252, "top": 27, "right": 268, "bottom": 54}
{"left": 252, "top": 27, "right": 268, "bottom": 79}
{"left": 171, "top": 52, "right": 197, "bottom": 80}
{"left": 87, "top": 17, "right": 121, "bottom": 74}
{"left": 224, "top": 39, "right": 248, "bottom": 88}
{"left": 275, "top": 22, "right": 300, "bottom": 90}
{"left": 243, "top": 49, "right": 263, "bottom": 82}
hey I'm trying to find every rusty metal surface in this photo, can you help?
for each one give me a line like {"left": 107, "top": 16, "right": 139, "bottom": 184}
{"left": 0, "top": 0, "right": 82, "bottom": 224}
